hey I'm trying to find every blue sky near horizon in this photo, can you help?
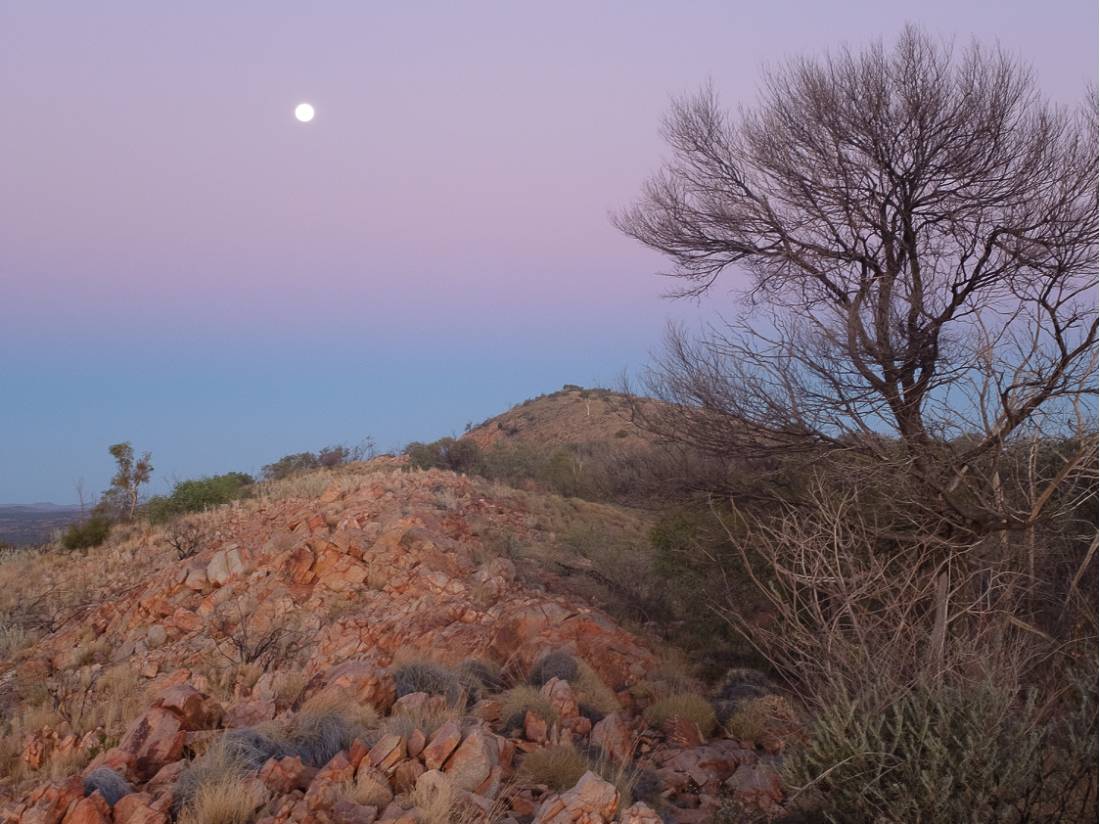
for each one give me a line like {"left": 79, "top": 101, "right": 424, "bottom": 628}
{"left": 1, "top": 1, "right": 1095, "bottom": 502}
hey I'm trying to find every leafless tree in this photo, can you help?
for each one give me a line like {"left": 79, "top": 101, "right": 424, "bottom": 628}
{"left": 616, "top": 27, "right": 1097, "bottom": 541}
{"left": 616, "top": 27, "right": 1098, "bottom": 677}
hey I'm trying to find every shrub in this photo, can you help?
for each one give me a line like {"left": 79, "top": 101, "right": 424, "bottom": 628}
{"left": 517, "top": 745, "right": 588, "bottom": 790}
{"left": 724, "top": 695, "right": 798, "bottom": 745}
{"left": 790, "top": 673, "right": 1099, "bottom": 824}
{"left": 499, "top": 686, "right": 559, "bottom": 731}
{"left": 344, "top": 768, "right": 393, "bottom": 808}
{"left": 217, "top": 728, "right": 288, "bottom": 769}
{"left": 529, "top": 651, "right": 578, "bottom": 686}
{"left": 392, "top": 661, "right": 465, "bottom": 704}
{"left": 61, "top": 516, "right": 111, "bottom": 550}
{"left": 282, "top": 706, "right": 371, "bottom": 768}
{"left": 83, "top": 767, "right": 132, "bottom": 805}
{"left": 262, "top": 452, "right": 321, "bottom": 481}
{"left": 177, "top": 773, "right": 267, "bottom": 824}
{"left": 458, "top": 659, "right": 504, "bottom": 695}
{"left": 405, "top": 438, "right": 482, "bottom": 474}
{"left": 173, "top": 735, "right": 265, "bottom": 816}
{"left": 573, "top": 661, "right": 621, "bottom": 718}
{"left": 144, "top": 473, "right": 253, "bottom": 523}
{"left": 643, "top": 693, "right": 717, "bottom": 737}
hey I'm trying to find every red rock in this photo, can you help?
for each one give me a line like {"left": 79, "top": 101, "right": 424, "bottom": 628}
{"left": 223, "top": 699, "right": 277, "bottom": 728}
{"left": 392, "top": 759, "right": 424, "bottom": 793}
{"left": 422, "top": 721, "right": 461, "bottom": 770}
{"left": 405, "top": 728, "right": 426, "bottom": 759}
{"left": 368, "top": 735, "right": 406, "bottom": 773}
{"left": 533, "top": 771, "right": 619, "bottom": 824}
{"left": 524, "top": 710, "right": 548, "bottom": 744}
{"left": 724, "top": 764, "right": 783, "bottom": 813}
{"left": 259, "top": 756, "right": 316, "bottom": 794}
{"left": 154, "top": 685, "right": 223, "bottom": 730}
{"left": 540, "top": 678, "right": 579, "bottom": 720}
{"left": 117, "top": 708, "right": 186, "bottom": 780}
{"left": 113, "top": 794, "right": 166, "bottom": 824}
{"left": 619, "top": 802, "right": 662, "bottom": 824}
{"left": 442, "top": 728, "right": 499, "bottom": 793}
{"left": 19, "top": 777, "right": 84, "bottom": 824}
{"left": 591, "top": 713, "right": 632, "bottom": 762}
{"left": 317, "top": 661, "right": 396, "bottom": 712}
{"left": 60, "top": 794, "right": 110, "bottom": 824}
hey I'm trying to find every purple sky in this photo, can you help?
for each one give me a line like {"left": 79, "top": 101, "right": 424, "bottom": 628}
{"left": 1, "top": 1, "right": 1095, "bottom": 502}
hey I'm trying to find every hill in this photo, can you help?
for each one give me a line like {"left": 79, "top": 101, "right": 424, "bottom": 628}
{"left": 0, "top": 459, "right": 786, "bottom": 824}
{"left": 463, "top": 387, "right": 653, "bottom": 452}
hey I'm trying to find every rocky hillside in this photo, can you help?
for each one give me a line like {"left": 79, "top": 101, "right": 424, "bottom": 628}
{"left": 0, "top": 460, "right": 791, "bottom": 824}
{"left": 463, "top": 389, "right": 653, "bottom": 452}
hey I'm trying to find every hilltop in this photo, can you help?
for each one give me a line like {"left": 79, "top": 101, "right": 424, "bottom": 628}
{"left": 463, "top": 388, "right": 653, "bottom": 452}
{"left": 0, "top": 456, "right": 789, "bottom": 824}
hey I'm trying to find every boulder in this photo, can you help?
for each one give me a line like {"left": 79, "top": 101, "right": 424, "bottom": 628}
{"left": 618, "top": 802, "right": 662, "bottom": 824}
{"left": 591, "top": 713, "right": 632, "bottom": 762}
{"left": 112, "top": 794, "right": 167, "bottom": 824}
{"left": 60, "top": 794, "right": 110, "bottom": 824}
{"left": 441, "top": 728, "right": 499, "bottom": 793}
{"left": 116, "top": 708, "right": 186, "bottom": 780}
{"left": 368, "top": 735, "right": 406, "bottom": 773}
{"left": 533, "top": 771, "right": 620, "bottom": 824}
{"left": 153, "top": 685, "right": 223, "bottom": 730}
{"left": 316, "top": 661, "right": 396, "bottom": 712}
{"left": 421, "top": 721, "right": 461, "bottom": 770}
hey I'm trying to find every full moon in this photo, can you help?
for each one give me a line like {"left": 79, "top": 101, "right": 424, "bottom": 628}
{"left": 294, "top": 102, "right": 315, "bottom": 123}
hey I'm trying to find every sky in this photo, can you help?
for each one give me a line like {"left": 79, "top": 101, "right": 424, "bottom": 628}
{"left": 1, "top": 1, "right": 1095, "bottom": 502}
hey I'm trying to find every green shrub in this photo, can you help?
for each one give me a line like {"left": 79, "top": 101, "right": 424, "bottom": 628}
{"left": 261, "top": 452, "right": 322, "bottom": 481}
{"left": 790, "top": 673, "right": 1099, "bottom": 823}
{"left": 144, "top": 473, "right": 253, "bottom": 522}
{"left": 61, "top": 515, "right": 111, "bottom": 550}
{"left": 405, "top": 438, "right": 482, "bottom": 474}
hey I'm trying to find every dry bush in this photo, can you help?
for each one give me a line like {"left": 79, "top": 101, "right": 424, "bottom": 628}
{"left": 724, "top": 695, "right": 799, "bottom": 745}
{"left": 379, "top": 699, "right": 462, "bottom": 740}
{"left": 573, "top": 661, "right": 620, "bottom": 716}
{"left": 209, "top": 596, "right": 310, "bottom": 672}
{"left": 788, "top": 666, "right": 1098, "bottom": 823}
{"left": 498, "top": 686, "right": 559, "bottom": 731}
{"left": 342, "top": 767, "right": 392, "bottom": 807}
{"left": 178, "top": 773, "right": 268, "bottom": 824}
{"left": 642, "top": 693, "right": 717, "bottom": 737}
{"left": 517, "top": 745, "right": 588, "bottom": 791}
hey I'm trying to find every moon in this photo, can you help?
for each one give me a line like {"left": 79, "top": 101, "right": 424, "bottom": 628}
{"left": 294, "top": 102, "right": 315, "bottom": 123}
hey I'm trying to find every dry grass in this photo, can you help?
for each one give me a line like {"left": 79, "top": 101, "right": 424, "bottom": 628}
{"left": 517, "top": 745, "right": 587, "bottom": 790}
{"left": 573, "top": 661, "right": 620, "bottom": 715}
{"left": 297, "top": 689, "right": 380, "bottom": 730}
{"left": 410, "top": 771, "right": 507, "bottom": 824}
{"left": 724, "top": 694, "right": 799, "bottom": 745}
{"left": 379, "top": 699, "right": 462, "bottom": 740}
{"left": 498, "top": 686, "right": 559, "bottom": 729}
{"left": 342, "top": 767, "right": 393, "bottom": 807}
{"left": 178, "top": 774, "right": 268, "bottom": 824}
{"left": 643, "top": 693, "right": 717, "bottom": 737}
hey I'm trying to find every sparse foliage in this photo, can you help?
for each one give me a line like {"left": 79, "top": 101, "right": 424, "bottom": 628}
{"left": 105, "top": 443, "right": 153, "bottom": 521}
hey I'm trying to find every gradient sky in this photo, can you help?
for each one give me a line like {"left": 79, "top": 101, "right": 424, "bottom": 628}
{"left": 1, "top": 1, "right": 1095, "bottom": 502}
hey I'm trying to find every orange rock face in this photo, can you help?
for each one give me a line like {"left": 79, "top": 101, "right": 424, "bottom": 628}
{"left": 2, "top": 464, "right": 776, "bottom": 822}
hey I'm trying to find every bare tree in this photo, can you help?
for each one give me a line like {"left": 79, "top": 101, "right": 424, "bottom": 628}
{"left": 616, "top": 27, "right": 1097, "bottom": 542}
{"left": 616, "top": 28, "right": 1098, "bottom": 692}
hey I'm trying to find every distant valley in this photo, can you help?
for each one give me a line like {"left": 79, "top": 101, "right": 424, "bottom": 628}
{"left": 0, "top": 503, "right": 83, "bottom": 547}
